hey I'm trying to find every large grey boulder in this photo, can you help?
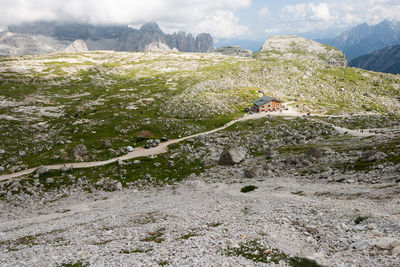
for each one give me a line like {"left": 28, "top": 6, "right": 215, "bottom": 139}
{"left": 306, "top": 147, "right": 323, "bottom": 159}
{"left": 73, "top": 144, "right": 88, "bottom": 159}
{"left": 362, "top": 150, "right": 387, "bottom": 162}
{"left": 219, "top": 147, "right": 246, "bottom": 165}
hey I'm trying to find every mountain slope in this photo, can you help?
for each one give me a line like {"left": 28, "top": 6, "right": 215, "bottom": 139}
{"left": 0, "top": 32, "right": 69, "bottom": 56}
{"left": 259, "top": 35, "right": 347, "bottom": 67}
{"left": 320, "top": 20, "right": 400, "bottom": 61}
{"left": 8, "top": 21, "right": 214, "bottom": 53}
{"left": 349, "top": 45, "right": 400, "bottom": 74}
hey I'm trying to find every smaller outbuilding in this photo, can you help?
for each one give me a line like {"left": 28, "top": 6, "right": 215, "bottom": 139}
{"left": 253, "top": 96, "right": 282, "bottom": 113}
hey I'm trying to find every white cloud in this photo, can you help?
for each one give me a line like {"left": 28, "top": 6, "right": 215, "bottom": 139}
{"left": 265, "top": 28, "right": 279, "bottom": 34}
{"left": 272, "top": 1, "right": 400, "bottom": 34}
{"left": 194, "top": 10, "right": 250, "bottom": 38}
{"left": 258, "top": 7, "right": 270, "bottom": 19}
{"left": 0, "top": 0, "right": 252, "bottom": 37}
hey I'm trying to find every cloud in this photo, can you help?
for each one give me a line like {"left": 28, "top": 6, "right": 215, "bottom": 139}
{"left": 0, "top": 0, "right": 251, "bottom": 37}
{"left": 258, "top": 7, "right": 270, "bottom": 19}
{"left": 270, "top": 1, "right": 400, "bottom": 34}
{"left": 194, "top": 10, "right": 250, "bottom": 38}
{"left": 265, "top": 28, "right": 279, "bottom": 34}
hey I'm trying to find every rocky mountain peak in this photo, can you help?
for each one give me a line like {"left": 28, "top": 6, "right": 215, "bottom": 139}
{"left": 260, "top": 35, "right": 347, "bottom": 67}
{"left": 62, "top": 39, "right": 88, "bottom": 53}
{"left": 140, "top": 22, "right": 163, "bottom": 34}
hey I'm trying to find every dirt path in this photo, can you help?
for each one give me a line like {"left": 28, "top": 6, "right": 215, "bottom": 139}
{"left": 0, "top": 106, "right": 381, "bottom": 181}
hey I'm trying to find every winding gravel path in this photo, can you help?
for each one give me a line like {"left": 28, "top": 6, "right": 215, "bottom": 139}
{"left": 0, "top": 107, "right": 381, "bottom": 181}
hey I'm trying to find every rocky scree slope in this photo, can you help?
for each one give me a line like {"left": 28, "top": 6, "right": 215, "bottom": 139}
{"left": 350, "top": 44, "right": 400, "bottom": 74}
{"left": 0, "top": 47, "right": 399, "bottom": 176}
{"left": 259, "top": 36, "right": 347, "bottom": 67}
{"left": 0, "top": 32, "right": 70, "bottom": 56}
{"left": 7, "top": 21, "right": 214, "bottom": 54}
{"left": 1, "top": 115, "right": 400, "bottom": 266}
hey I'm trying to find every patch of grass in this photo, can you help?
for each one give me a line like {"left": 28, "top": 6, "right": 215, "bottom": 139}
{"left": 60, "top": 262, "right": 87, "bottom": 267}
{"left": 207, "top": 222, "right": 221, "bottom": 227}
{"left": 225, "top": 240, "right": 321, "bottom": 266}
{"left": 140, "top": 229, "right": 165, "bottom": 243}
{"left": 354, "top": 216, "right": 369, "bottom": 225}
{"left": 158, "top": 260, "right": 169, "bottom": 266}
{"left": 241, "top": 185, "right": 258, "bottom": 193}
{"left": 181, "top": 232, "right": 198, "bottom": 240}
{"left": 121, "top": 248, "right": 153, "bottom": 254}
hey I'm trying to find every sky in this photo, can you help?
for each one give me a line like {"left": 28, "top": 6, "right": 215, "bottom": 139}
{"left": 0, "top": 0, "right": 399, "bottom": 40}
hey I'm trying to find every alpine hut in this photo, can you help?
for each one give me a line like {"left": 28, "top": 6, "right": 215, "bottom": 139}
{"left": 253, "top": 96, "right": 282, "bottom": 112}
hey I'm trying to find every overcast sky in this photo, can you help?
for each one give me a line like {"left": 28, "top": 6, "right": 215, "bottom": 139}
{"left": 0, "top": 0, "right": 399, "bottom": 40}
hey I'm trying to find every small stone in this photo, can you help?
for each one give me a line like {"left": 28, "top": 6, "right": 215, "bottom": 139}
{"left": 0, "top": 149, "right": 5, "bottom": 154}
{"left": 305, "top": 225, "right": 319, "bottom": 234}
{"left": 154, "top": 162, "right": 161, "bottom": 167}
{"left": 116, "top": 182, "right": 123, "bottom": 191}
{"left": 391, "top": 246, "right": 400, "bottom": 256}
{"left": 117, "top": 159, "right": 124, "bottom": 166}
{"left": 126, "top": 146, "right": 134, "bottom": 152}
{"left": 375, "top": 237, "right": 400, "bottom": 250}
{"left": 353, "top": 240, "right": 370, "bottom": 250}
{"left": 133, "top": 160, "right": 141, "bottom": 164}
{"left": 59, "top": 165, "right": 71, "bottom": 172}
{"left": 103, "top": 139, "right": 112, "bottom": 148}
{"left": 46, "top": 178, "right": 54, "bottom": 184}
{"left": 35, "top": 166, "right": 48, "bottom": 175}
{"left": 18, "top": 151, "right": 26, "bottom": 157}
{"left": 243, "top": 167, "right": 257, "bottom": 178}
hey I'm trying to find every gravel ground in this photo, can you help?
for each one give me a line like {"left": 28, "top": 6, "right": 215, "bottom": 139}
{"left": 1, "top": 170, "right": 400, "bottom": 266}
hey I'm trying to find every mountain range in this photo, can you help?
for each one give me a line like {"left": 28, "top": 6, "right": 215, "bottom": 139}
{"left": 349, "top": 44, "right": 400, "bottom": 74}
{"left": 319, "top": 19, "right": 400, "bottom": 61}
{"left": 1, "top": 21, "right": 214, "bottom": 56}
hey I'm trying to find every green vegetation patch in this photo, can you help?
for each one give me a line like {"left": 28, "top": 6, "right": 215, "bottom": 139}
{"left": 121, "top": 248, "right": 153, "bottom": 254}
{"left": 241, "top": 185, "right": 258, "bottom": 193}
{"left": 354, "top": 216, "right": 369, "bottom": 225}
{"left": 60, "top": 262, "right": 87, "bottom": 267}
{"left": 225, "top": 240, "right": 321, "bottom": 266}
{"left": 140, "top": 229, "right": 165, "bottom": 243}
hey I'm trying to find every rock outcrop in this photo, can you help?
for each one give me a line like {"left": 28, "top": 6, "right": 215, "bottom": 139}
{"left": 212, "top": 46, "right": 252, "bottom": 57}
{"left": 62, "top": 39, "right": 88, "bottom": 53}
{"left": 144, "top": 42, "right": 178, "bottom": 52}
{"left": 259, "top": 36, "right": 347, "bottom": 67}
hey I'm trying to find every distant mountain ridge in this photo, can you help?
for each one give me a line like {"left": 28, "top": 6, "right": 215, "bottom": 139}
{"left": 349, "top": 44, "right": 400, "bottom": 74}
{"left": 319, "top": 20, "right": 400, "bottom": 61}
{"left": 6, "top": 21, "right": 214, "bottom": 53}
